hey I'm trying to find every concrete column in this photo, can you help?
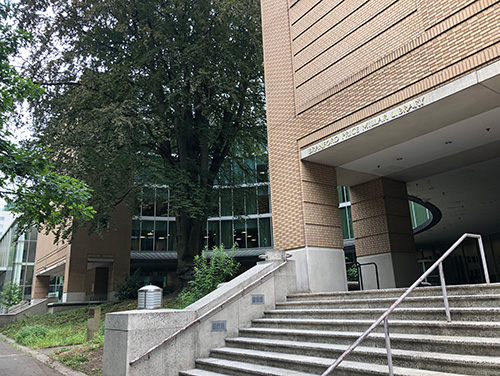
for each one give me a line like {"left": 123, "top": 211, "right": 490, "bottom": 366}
{"left": 288, "top": 161, "right": 346, "bottom": 293}
{"left": 350, "top": 178, "right": 418, "bottom": 289}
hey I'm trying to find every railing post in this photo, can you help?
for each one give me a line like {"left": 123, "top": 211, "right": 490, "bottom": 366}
{"left": 384, "top": 317, "right": 394, "bottom": 376}
{"left": 476, "top": 235, "right": 491, "bottom": 283}
{"left": 438, "top": 263, "right": 451, "bottom": 322}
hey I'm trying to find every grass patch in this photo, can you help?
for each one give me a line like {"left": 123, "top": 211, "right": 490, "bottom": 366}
{"left": 0, "top": 296, "right": 182, "bottom": 375}
{"left": 0, "top": 299, "right": 138, "bottom": 349}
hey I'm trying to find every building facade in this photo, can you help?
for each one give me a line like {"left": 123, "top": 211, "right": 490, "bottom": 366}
{"left": 261, "top": 0, "right": 500, "bottom": 290}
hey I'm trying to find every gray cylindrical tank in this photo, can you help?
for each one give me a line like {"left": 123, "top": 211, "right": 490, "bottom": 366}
{"left": 137, "top": 285, "right": 163, "bottom": 309}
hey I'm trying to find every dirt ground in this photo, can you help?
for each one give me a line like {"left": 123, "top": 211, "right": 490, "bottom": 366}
{"left": 55, "top": 346, "right": 103, "bottom": 376}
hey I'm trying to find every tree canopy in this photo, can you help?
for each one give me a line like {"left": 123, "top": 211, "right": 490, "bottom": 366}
{"left": 0, "top": 0, "right": 95, "bottom": 239}
{"left": 19, "top": 0, "right": 266, "bottom": 283}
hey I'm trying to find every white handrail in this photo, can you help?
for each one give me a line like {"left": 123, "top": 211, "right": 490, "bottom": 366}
{"left": 322, "top": 233, "right": 489, "bottom": 375}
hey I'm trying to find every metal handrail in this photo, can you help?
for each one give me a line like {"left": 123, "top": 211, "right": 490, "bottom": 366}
{"left": 347, "top": 261, "right": 380, "bottom": 290}
{"left": 129, "top": 254, "right": 289, "bottom": 366}
{"left": 322, "top": 233, "right": 490, "bottom": 376}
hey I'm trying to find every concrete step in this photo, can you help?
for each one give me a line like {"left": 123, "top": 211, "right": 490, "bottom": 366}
{"left": 251, "top": 318, "right": 500, "bottom": 337}
{"left": 263, "top": 307, "right": 500, "bottom": 321}
{"left": 219, "top": 338, "right": 500, "bottom": 375}
{"left": 237, "top": 327, "right": 500, "bottom": 356}
{"left": 6, "top": 301, "right": 30, "bottom": 314}
{"left": 286, "top": 282, "right": 500, "bottom": 302}
{"left": 191, "top": 357, "right": 470, "bottom": 376}
{"left": 180, "top": 370, "right": 231, "bottom": 376}
{"left": 200, "top": 348, "right": 475, "bottom": 376}
{"left": 276, "top": 294, "right": 500, "bottom": 310}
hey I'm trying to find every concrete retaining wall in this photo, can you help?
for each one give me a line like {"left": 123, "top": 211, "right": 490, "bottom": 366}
{"left": 0, "top": 297, "right": 58, "bottom": 327}
{"left": 102, "top": 251, "right": 297, "bottom": 376}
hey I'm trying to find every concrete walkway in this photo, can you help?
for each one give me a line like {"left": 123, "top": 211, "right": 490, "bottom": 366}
{"left": 0, "top": 334, "right": 86, "bottom": 376}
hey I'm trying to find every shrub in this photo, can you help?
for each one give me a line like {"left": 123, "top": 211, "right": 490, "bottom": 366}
{"left": 178, "top": 244, "right": 240, "bottom": 307}
{"left": 16, "top": 325, "right": 48, "bottom": 346}
{"left": 0, "top": 282, "right": 23, "bottom": 308}
{"left": 115, "top": 269, "right": 143, "bottom": 300}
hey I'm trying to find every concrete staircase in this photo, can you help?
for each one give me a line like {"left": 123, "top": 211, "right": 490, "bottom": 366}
{"left": 180, "top": 283, "right": 500, "bottom": 375}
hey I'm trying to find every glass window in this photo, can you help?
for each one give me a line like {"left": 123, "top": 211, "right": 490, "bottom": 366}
{"left": 155, "top": 221, "right": 168, "bottom": 251}
{"left": 256, "top": 156, "right": 268, "bottom": 182}
{"left": 141, "top": 188, "right": 155, "bottom": 217}
{"left": 208, "top": 191, "right": 220, "bottom": 217}
{"left": 156, "top": 188, "right": 169, "bottom": 217}
{"left": 340, "top": 208, "right": 349, "bottom": 239}
{"left": 131, "top": 220, "right": 141, "bottom": 251}
{"left": 21, "top": 242, "right": 29, "bottom": 262}
{"left": 25, "top": 265, "right": 33, "bottom": 286}
{"left": 207, "top": 221, "right": 219, "bottom": 249}
{"left": 245, "top": 187, "right": 257, "bottom": 215}
{"left": 234, "top": 220, "right": 245, "bottom": 248}
{"left": 259, "top": 218, "right": 272, "bottom": 247}
{"left": 215, "top": 160, "right": 232, "bottom": 185}
{"left": 140, "top": 220, "right": 154, "bottom": 251}
{"left": 28, "top": 228, "right": 38, "bottom": 242}
{"left": 220, "top": 189, "right": 232, "bottom": 216}
{"left": 347, "top": 206, "right": 354, "bottom": 238}
{"left": 258, "top": 185, "right": 270, "bottom": 214}
{"left": 246, "top": 219, "right": 258, "bottom": 248}
{"left": 337, "top": 186, "right": 350, "bottom": 204}
{"left": 27, "top": 241, "right": 36, "bottom": 263}
{"left": 233, "top": 188, "right": 245, "bottom": 216}
{"left": 244, "top": 158, "right": 257, "bottom": 184}
{"left": 233, "top": 160, "right": 245, "bottom": 185}
{"left": 167, "top": 221, "right": 176, "bottom": 251}
{"left": 221, "top": 220, "right": 233, "bottom": 249}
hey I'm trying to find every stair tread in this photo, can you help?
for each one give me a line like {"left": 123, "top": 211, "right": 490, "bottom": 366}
{"left": 180, "top": 369, "right": 231, "bottom": 376}
{"left": 266, "top": 307, "right": 500, "bottom": 313}
{"left": 196, "top": 357, "right": 315, "bottom": 375}
{"left": 187, "top": 285, "right": 500, "bottom": 375}
{"left": 239, "top": 327, "right": 500, "bottom": 345}
{"left": 277, "top": 293, "right": 500, "bottom": 305}
{"left": 254, "top": 317, "right": 500, "bottom": 327}
{"left": 286, "top": 282, "right": 500, "bottom": 299}
{"left": 222, "top": 337, "right": 500, "bottom": 364}
{"left": 200, "top": 350, "right": 472, "bottom": 375}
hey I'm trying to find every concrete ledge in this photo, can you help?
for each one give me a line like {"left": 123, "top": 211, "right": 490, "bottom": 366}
{"left": 103, "top": 251, "right": 297, "bottom": 376}
{"left": 0, "top": 297, "right": 58, "bottom": 327}
{"left": 48, "top": 301, "right": 107, "bottom": 314}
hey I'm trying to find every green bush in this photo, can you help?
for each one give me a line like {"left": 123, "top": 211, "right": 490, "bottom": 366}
{"left": 178, "top": 244, "right": 240, "bottom": 307}
{"left": 16, "top": 325, "right": 48, "bottom": 346}
{"left": 0, "top": 282, "right": 23, "bottom": 308}
{"left": 115, "top": 269, "right": 143, "bottom": 300}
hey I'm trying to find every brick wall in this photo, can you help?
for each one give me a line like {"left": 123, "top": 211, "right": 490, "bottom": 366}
{"left": 350, "top": 178, "right": 415, "bottom": 256}
{"left": 261, "top": 0, "right": 500, "bottom": 252}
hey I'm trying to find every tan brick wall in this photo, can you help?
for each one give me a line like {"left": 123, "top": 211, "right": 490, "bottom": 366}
{"left": 296, "top": 0, "right": 500, "bottom": 146}
{"left": 293, "top": 0, "right": 420, "bottom": 108}
{"left": 262, "top": 0, "right": 500, "bottom": 252}
{"left": 301, "top": 161, "right": 343, "bottom": 248}
{"left": 350, "top": 178, "right": 415, "bottom": 257}
{"left": 262, "top": 0, "right": 306, "bottom": 251}
{"left": 262, "top": 0, "right": 344, "bottom": 251}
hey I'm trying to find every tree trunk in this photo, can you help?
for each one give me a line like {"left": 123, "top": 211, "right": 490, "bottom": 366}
{"left": 175, "top": 213, "right": 206, "bottom": 289}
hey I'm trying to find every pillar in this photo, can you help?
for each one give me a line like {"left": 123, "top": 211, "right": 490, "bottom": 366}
{"left": 350, "top": 178, "right": 418, "bottom": 289}
{"left": 287, "top": 161, "right": 346, "bottom": 293}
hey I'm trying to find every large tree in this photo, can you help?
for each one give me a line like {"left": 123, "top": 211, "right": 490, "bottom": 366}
{"left": 0, "top": 0, "right": 95, "bottom": 239}
{"left": 19, "top": 0, "right": 266, "bottom": 284}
